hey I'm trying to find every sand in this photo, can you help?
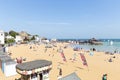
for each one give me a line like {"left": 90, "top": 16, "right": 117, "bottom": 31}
{"left": 0, "top": 43, "right": 120, "bottom": 80}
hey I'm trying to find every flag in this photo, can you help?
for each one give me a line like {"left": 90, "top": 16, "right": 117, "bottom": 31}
{"left": 60, "top": 52, "right": 67, "bottom": 62}
{"left": 79, "top": 53, "right": 88, "bottom": 66}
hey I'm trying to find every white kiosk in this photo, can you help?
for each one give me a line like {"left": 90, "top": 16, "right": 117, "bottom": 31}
{"left": 16, "top": 60, "right": 52, "bottom": 80}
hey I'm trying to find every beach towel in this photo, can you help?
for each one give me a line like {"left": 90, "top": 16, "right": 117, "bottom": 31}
{"left": 79, "top": 53, "right": 88, "bottom": 66}
{"left": 60, "top": 53, "right": 67, "bottom": 62}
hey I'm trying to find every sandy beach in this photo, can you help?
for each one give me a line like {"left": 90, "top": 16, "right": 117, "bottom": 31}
{"left": 0, "top": 43, "right": 120, "bottom": 80}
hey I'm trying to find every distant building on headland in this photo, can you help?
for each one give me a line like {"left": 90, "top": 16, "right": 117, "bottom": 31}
{"left": 19, "top": 31, "right": 30, "bottom": 40}
{"left": 0, "top": 30, "right": 5, "bottom": 45}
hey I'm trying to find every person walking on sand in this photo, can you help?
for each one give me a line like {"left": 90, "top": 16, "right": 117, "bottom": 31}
{"left": 102, "top": 74, "right": 107, "bottom": 80}
{"left": 59, "top": 68, "right": 62, "bottom": 76}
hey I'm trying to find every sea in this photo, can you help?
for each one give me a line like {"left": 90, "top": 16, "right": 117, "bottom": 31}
{"left": 58, "top": 39, "right": 120, "bottom": 53}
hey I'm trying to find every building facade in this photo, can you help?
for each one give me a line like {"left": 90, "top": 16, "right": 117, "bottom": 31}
{"left": 0, "top": 30, "right": 5, "bottom": 45}
{"left": 15, "top": 36, "right": 23, "bottom": 43}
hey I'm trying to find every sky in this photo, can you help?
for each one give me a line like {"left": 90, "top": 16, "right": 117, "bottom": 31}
{"left": 0, "top": 0, "right": 120, "bottom": 39}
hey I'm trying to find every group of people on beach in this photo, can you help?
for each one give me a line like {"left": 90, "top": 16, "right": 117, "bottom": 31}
{"left": 29, "top": 43, "right": 108, "bottom": 80}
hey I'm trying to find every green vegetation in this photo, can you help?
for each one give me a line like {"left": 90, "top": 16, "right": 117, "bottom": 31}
{"left": 5, "top": 38, "right": 15, "bottom": 44}
{"left": 9, "top": 30, "right": 19, "bottom": 38}
{"left": 31, "top": 36, "right": 35, "bottom": 40}
{"left": 34, "top": 35, "right": 39, "bottom": 37}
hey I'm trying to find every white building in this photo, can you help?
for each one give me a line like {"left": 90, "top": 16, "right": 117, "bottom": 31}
{"left": 0, "top": 54, "right": 17, "bottom": 77}
{"left": 0, "top": 30, "right": 5, "bottom": 45}
{"left": 3, "top": 60, "right": 17, "bottom": 77}
{"left": 6, "top": 35, "right": 14, "bottom": 39}
{"left": 35, "top": 36, "right": 40, "bottom": 42}
{"left": 15, "top": 36, "right": 23, "bottom": 43}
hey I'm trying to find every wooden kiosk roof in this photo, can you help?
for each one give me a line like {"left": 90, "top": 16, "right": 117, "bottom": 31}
{"left": 16, "top": 60, "right": 52, "bottom": 71}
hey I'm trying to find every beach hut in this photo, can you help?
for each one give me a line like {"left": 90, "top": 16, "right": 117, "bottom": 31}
{"left": 0, "top": 53, "right": 17, "bottom": 77}
{"left": 0, "top": 54, "right": 11, "bottom": 71}
{"left": 58, "top": 72, "right": 81, "bottom": 80}
{"left": 16, "top": 60, "right": 52, "bottom": 80}
{"left": 2, "top": 59, "right": 17, "bottom": 76}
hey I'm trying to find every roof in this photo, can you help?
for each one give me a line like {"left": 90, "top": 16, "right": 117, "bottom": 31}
{"left": 0, "top": 56, "right": 11, "bottom": 61}
{"left": 0, "top": 53, "right": 16, "bottom": 65}
{"left": 58, "top": 72, "right": 81, "bottom": 80}
{"left": 5, "top": 59, "right": 16, "bottom": 65}
{"left": 16, "top": 60, "right": 52, "bottom": 71}
{"left": 0, "top": 53, "right": 11, "bottom": 61}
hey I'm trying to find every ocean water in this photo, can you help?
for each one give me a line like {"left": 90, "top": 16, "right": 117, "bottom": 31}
{"left": 79, "top": 41, "right": 120, "bottom": 53}
{"left": 59, "top": 39, "right": 120, "bottom": 53}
